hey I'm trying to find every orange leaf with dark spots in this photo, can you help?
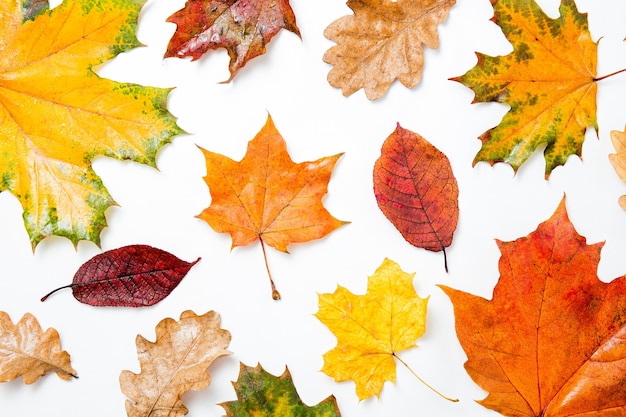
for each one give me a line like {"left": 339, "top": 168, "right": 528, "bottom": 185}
{"left": 373, "top": 124, "right": 458, "bottom": 271}
{"left": 165, "top": 0, "right": 300, "bottom": 82}
{"left": 441, "top": 198, "right": 626, "bottom": 416}
{"left": 197, "top": 115, "right": 347, "bottom": 299}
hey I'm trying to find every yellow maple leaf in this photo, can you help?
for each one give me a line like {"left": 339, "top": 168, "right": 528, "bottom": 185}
{"left": 315, "top": 258, "right": 429, "bottom": 400}
{"left": 0, "top": 0, "right": 182, "bottom": 247}
{"left": 323, "top": 0, "right": 456, "bottom": 100}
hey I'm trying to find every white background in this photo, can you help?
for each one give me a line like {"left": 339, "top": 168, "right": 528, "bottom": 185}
{"left": 1, "top": 0, "right": 625, "bottom": 415}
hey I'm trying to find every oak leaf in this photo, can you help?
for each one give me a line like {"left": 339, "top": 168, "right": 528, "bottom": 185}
{"left": 323, "top": 0, "right": 456, "bottom": 100}
{"left": 220, "top": 363, "right": 342, "bottom": 417}
{"left": 198, "top": 114, "right": 347, "bottom": 299}
{"left": 609, "top": 127, "right": 626, "bottom": 209}
{"left": 120, "top": 310, "right": 231, "bottom": 417}
{"left": 41, "top": 245, "right": 200, "bottom": 307}
{"left": 373, "top": 124, "right": 458, "bottom": 271}
{"left": 452, "top": 0, "right": 601, "bottom": 177}
{"left": 0, "top": 312, "right": 76, "bottom": 384}
{"left": 0, "top": 0, "right": 183, "bottom": 247}
{"left": 165, "top": 0, "right": 300, "bottom": 82}
{"left": 315, "top": 258, "right": 429, "bottom": 400}
{"left": 441, "top": 198, "right": 626, "bottom": 416}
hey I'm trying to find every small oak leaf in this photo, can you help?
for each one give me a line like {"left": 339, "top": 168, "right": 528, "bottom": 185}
{"left": 120, "top": 310, "right": 231, "bottom": 417}
{"left": 609, "top": 127, "right": 626, "bottom": 209}
{"left": 0, "top": 312, "right": 76, "bottom": 384}
{"left": 324, "top": 0, "right": 456, "bottom": 100}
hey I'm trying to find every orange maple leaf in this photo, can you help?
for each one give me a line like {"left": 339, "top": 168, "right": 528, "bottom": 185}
{"left": 441, "top": 198, "right": 626, "bottom": 416}
{"left": 197, "top": 115, "right": 347, "bottom": 299}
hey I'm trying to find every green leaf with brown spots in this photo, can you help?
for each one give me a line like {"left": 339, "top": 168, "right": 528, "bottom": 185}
{"left": 452, "top": 0, "right": 600, "bottom": 177}
{"left": 220, "top": 363, "right": 342, "bottom": 417}
{"left": 0, "top": 0, "right": 183, "bottom": 248}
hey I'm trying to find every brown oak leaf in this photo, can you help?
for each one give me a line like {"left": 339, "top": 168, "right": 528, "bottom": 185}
{"left": 0, "top": 312, "right": 76, "bottom": 384}
{"left": 610, "top": 127, "right": 626, "bottom": 209}
{"left": 324, "top": 0, "right": 456, "bottom": 100}
{"left": 441, "top": 198, "right": 626, "bottom": 416}
{"left": 165, "top": 0, "right": 300, "bottom": 81}
{"left": 120, "top": 310, "right": 231, "bottom": 417}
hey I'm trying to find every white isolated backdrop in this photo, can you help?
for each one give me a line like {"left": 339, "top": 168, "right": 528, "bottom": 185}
{"left": 0, "top": 0, "right": 625, "bottom": 416}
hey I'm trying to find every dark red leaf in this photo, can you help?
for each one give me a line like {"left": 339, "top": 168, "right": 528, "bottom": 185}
{"left": 41, "top": 245, "right": 200, "bottom": 307}
{"left": 373, "top": 124, "right": 459, "bottom": 271}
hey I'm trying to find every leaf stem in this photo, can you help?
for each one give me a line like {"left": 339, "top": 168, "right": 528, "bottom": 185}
{"left": 259, "top": 238, "right": 281, "bottom": 300}
{"left": 442, "top": 246, "right": 449, "bottom": 273}
{"left": 394, "top": 353, "right": 459, "bottom": 402}
{"left": 594, "top": 68, "right": 626, "bottom": 82}
{"left": 40, "top": 284, "right": 74, "bottom": 302}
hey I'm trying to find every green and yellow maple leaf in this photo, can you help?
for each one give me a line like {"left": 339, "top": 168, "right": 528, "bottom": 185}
{"left": 453, "top": 0, "right": 602, "bottom": 177}
{"left": 220, "top": 363, "right": 341, "bottom": 417}
{"left": 0, "top": 0, "right": 183, "bottom": 248}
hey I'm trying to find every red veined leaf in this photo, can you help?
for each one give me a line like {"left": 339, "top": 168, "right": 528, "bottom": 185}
{"left": 41, "top": 245, "right": 200, "bottom": 307}
{"left": 373, "top": 124, "right": 459, "bottom": 271}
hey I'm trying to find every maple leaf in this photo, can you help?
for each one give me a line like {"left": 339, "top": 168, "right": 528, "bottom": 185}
{"left": 451, "top": 0, "right": 608, "bottom": 177}
{"left": 610, "top": 127, "right": 626, "bottom": 209}
{"left": 440, "top": 198, "right": 626, "bottom": 416}
{"left": 323, "top": 0, "right": 456, "bottom": 100}
{"left": 164, "top": 0, "right": 300, "bottom": 82}
{"left": 316, "top": 258, "right": 455, "bottom": 402}
{"left": 41, "top": 245, "right": 200, "bottom": 307}
{"left": 120, "top": 310, "right": 231, "bottom": 417}
{"left": 0, "top": 0, "right": 183, "bottom": 248}
{"left": 0, "top": 311, "right": 76, "bottom": 384}
{"left": 373, "top": 124, "right": 459, "bottom": 271}
{"left": 197, "top": 114, "right": 347, "bottom": 299}
{"left": 220, "top": 362, "right": 342, "bottom": 417}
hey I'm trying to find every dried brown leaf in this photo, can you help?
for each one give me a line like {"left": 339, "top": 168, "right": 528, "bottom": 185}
{"left": 0, "top": 312, "right": 76, "bottom": 384}
{"left": 324, "top": 0, "right": 456, "bottom": 100}
{"left": 609, "top": 127, "right": 626, "bottom": 209}
{"left": 119, "top": 310, "right": 231, "bottom": 417}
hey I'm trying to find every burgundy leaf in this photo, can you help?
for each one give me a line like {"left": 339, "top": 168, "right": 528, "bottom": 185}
{"left": 373, "top": 124, "right": 459, "bottom": 271}
{"left": 41, "top": 245, "right": 200, "bottom": 307}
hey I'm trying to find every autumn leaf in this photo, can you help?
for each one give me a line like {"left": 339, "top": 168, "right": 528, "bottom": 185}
{"left": 610, "top": 127, "right": 626, "bottom": 209}
{"left": 373, "top": 124, "right": 459, "bottom": 271}
{"left": 323, "top": 0, "right": 456, "bottom": 100}
{"left": 220, "top": 363, "right": 342, "bottom": 417}
{"left": 316, "top": 258, "right": 455, "bottom": 402}
{"left": 165, "top": 0, "right": 300, "bottom": 82}
{"left": 0, "top": 0, "right": 183, "bottom": 248}
{"left": 197, "top": 114, "right": 347, "bottom": 299}
{"left": 120, "top": 310, "right": 231, "bottom": 417}
{"left": 40, "top": 245, "right": 200, "bottom": 307}
{"left": 451, "top": 0, "right": 610, "bottom": 177}
{"left": 0, "top": 311, "right": 76, "bottom": 384}
{"left": 440, "top": 198, "right": 626, "bottom": 416}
